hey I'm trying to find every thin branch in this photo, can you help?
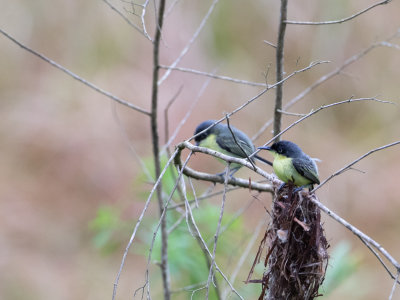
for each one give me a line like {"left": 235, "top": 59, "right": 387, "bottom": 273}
{"left": 163, "top": 72, "right": 214, "bottom": 151}
{"left": 263, "top": 40, "right": 277, "bottom": 48}
{"left": 273, "top": 0, "right": 288, "bottom": 142}
{"left": 178, "top": 172, "right": 222, "bottom": 299}
{"left": 170, "top": 281, "right": 207, "bottom": 294}
{"left": 175, "top": 141, "right": 278, "bottom": 188}
{"left": 283, "top": 40, "right": 397, "bottom": 111}
{"left": 307, "top": 194, "right": 400, "bottom": 272}
{"left": 381, "top": 41, "right": 400, "bottom": 51}
{"left": 224, "top": 218, "right": 266, "bottom": 299}
{"left": 225, "top": 115, "right": 256, "bottom": 170}
{"left": 314, "top": 140, "right": 400, "bottom": 192}
{"left": 254, "top": 97, "right": 395, "bottom": 156}
{"left": 112, "top": 149, "right": 179, "bottom": 300}
{"left": 144, "top": 153, "right": 192, "bottom": 299}
{"left": 101, "top": 0, "right": 152, "bottom": 41}
{"left": 167, "top": 212, "right": 186, "bottom": 235}
{"left": 0, "top": 28, "right": 151, "bottom": 116}
{"left": 218, "top": 197, "right": 257, "bottom": 238}
{"left": 389, "top": 270, "right": 400, "bottom": 300}
{"left": 184, "top": 174, "right": 244, "bottom": 300}
{"left": 158, "top": 0, "right": 219, "bottom": 85}
{"left": 285, "top": 0, "right": 391, "bottom": 25}
{"left": 187, "top": 61, "right": 329, "bottom": 146}
{"left": 164, "top": 85, "right": 184, "bottom": 146}
{"left": 252, "top": 29, "right": 400, "bottom": 141}
{"left": 357, "top": 236, "right": 400, "bottom": 285}
{"left": 150, "top": 0, "right": 170, "bottom": 297}
{"left": 227, "top": 61, "right": 329, "bottom": 124}
{"left": 188, "top": 178, "right": 199, "bottom": 208}
{"left": 168, "top": 185, "right": 245, "bottom": 210}
{"left": 277, "top": 109, "right": 306, "bottom": 117}
{"left": 165, "top": 0, "right": 181, "bottom": 18}
{"left": 140, "top": 0, "right": 152, "bottom": 39}
{"left": 159, "top": 65, "right": 268, "bottom": 87}
{"left": 206, "top": 165, "right": 229, "bottom": 299}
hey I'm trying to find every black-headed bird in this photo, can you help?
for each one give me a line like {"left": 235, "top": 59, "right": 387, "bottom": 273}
{"left": 258, "top": 140, "right": 320, "bottom": 190}
{"left": 194, "top": 120, "right": 271, "bottom": 174}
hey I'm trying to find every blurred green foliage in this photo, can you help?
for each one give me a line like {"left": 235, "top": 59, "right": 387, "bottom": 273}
{"left": 321, "top": 241, "right": 363, "bottom": 296}
{"left": 88, "top": 206, "right": 126, "bottom": 254}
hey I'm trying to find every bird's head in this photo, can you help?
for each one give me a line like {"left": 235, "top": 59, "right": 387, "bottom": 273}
{"left": 258, "top": 140, "right": 303, "bottom": 159}
{"left": 194, "top": 120, "right": 219, "bottom": 146}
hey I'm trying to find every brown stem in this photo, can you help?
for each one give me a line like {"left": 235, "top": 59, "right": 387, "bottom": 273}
{"left": 150, "top": 0, "right": 170, "bottom": 299}
{"left": 273, "top": 0, "right": 288, "bottom": 141}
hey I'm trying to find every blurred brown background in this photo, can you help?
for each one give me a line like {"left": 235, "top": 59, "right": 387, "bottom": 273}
{"left": 1, "top": 0, "right": 400, "bottom": 299}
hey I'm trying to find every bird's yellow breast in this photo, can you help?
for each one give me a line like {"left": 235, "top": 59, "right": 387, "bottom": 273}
{"left": 198, "top": 134, "right": 242, "bottom": 170}
{"left": 272, "top": 154, "right": 312, "bottom": 187}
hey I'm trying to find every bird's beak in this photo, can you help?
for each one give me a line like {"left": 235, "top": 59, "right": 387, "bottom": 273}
{"left": 258, "top": 146, "right": 272, "bottom": 151}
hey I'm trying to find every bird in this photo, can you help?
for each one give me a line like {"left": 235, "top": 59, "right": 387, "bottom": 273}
{"left": 193, "top": 120, "right": 272, "bottom": 174}
{"left": 258, "top": 140, "right": 320, "bottom": 190}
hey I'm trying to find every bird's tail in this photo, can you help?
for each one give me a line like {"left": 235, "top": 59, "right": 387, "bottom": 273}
{"left": 254, "top": 155, "right": 273, "bottom": 166}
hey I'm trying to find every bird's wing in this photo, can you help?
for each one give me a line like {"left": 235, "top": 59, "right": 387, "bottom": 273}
{"left": 292, "top": 157, "right": 320, "bottom": 184}
{"left": 216, "top": 131, "right": 255, "bottom": 159}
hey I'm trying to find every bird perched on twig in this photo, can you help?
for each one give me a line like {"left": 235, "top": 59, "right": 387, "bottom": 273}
{"left": 258, "top": 140, "right": 320, "bottom": 190}
{"left": 193, "top": 120, "right": 272, "bottom": 175}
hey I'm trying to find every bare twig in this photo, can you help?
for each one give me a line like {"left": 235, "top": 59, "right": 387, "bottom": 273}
{"left": 206, "top": 165, "right": 229, "bottom": 299}
{"left": 273, "top": 0, "right": 288, "bottom": 142}
{"left": 184, "top": 176, "right": 244, "bottom": 300}
{"left": 228, "top": 61, "right": 329, "bottom": 123}
{"left": 225, "top": 115, "right": 256, "bottom": 170}
{"left": 255, "top": 97, "right": 394, "bottom": 155}
{"left": 218, "top": 197, "right": 257, "bottom": 238}
{"left": 188, "top": 178, "right": 199, "bottom": 208}
{"left": 170, "top": 281, "right": 207, "bottom": 294}
{"left": 175, "top": 166, "right": 222, "bottom": 299}
{"left": 168, "top": 185, "right": 247, "bottom": 210}
{"left": 224, "top": 218, "right": 266, "bottom": 299}
{"left": 149, "top": 0, "right": 170, "bottom": 297}
{"left": 314, "top": 140, "right": 400, "bottom": 192}
{"left": 389, "top": 270, "right": 400, "bottom": 300}
{"left": 276, "top": 109, "right": 306, "bottom": 117}
{"left": 112, "top": 149, "right": 179, "bottom": 300}
{"left": 381, "top": 41, "right": 400, "bottom": 51}
{"left": 158, "top": 0, "right": 219, "bottom": 85}
{"left": 357, "top": 236, "right": 400, "bottom": 285}
{"left": 145, "top": 153, "right": 193, "bottom": 299}
{"left": 307, "top": 194, "right": 400, "bottom": 273}
{"left": 159, "top": 65, "right": 268, "bottom": 87}
{"left": 0, "top": 28, "right": 150, "bottom": 116}
{"left": 187, "top": 61, "right": 329, "bottom": 145}
{"left": 164, "top": 85, "right": 184, "bottom": 146}
{"left": 175, "top": 141, "right": 278, "bottom": 187}
{"left": 252, "top": 29, "right": 400, "bottom": 141}
{"left": 163, "top": 73, "right": 214, "bottom": 151}
{"left": 101, "top": 0, "right": 152, "bottom": 41}
{"left": 286, "top": 0, "right": 391, "bottom": 25}
{"left": 263, "top": 40, "right": 277, "bottom": 48}
{"left": 165, "top": 0, "right": 181, "bottom": 17}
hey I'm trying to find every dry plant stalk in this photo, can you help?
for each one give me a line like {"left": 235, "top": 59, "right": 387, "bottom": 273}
{"left": 259, "top": 184, "right": 329, "bottom": 299}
